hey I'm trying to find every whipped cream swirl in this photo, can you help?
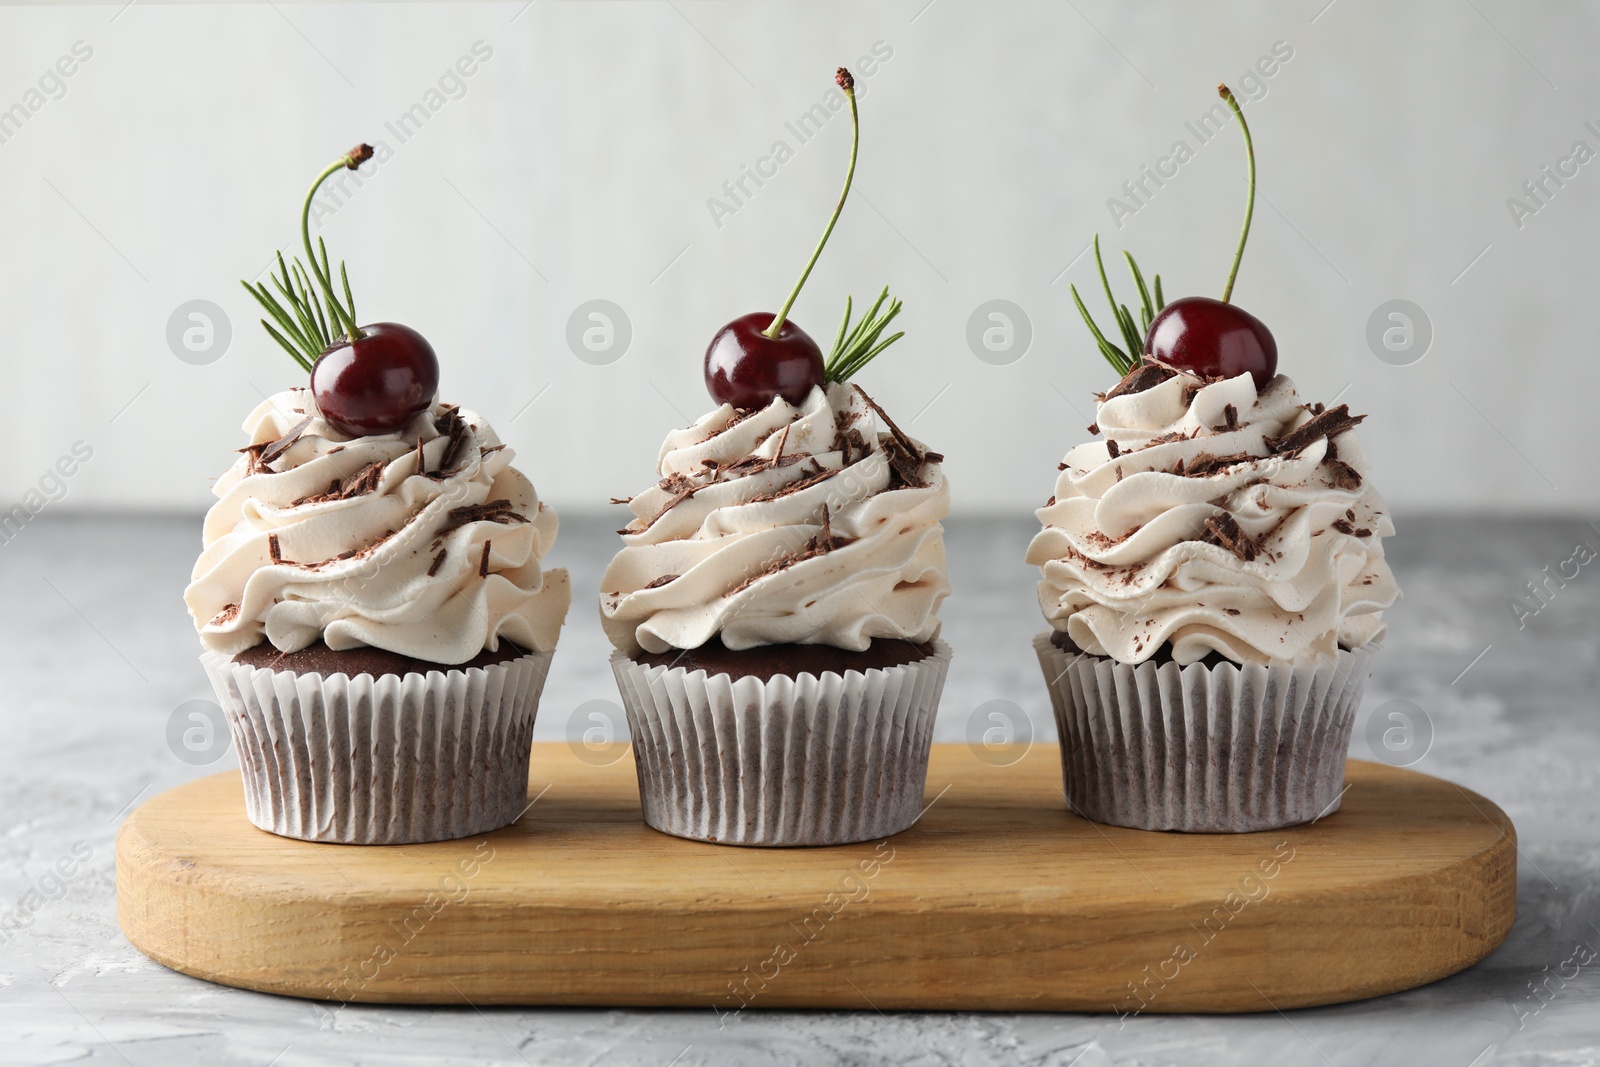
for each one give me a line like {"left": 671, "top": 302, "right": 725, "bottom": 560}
{"left": 600, "top": 382, "right": 949, "bottom": 655}
{"left": 186, "top": 388, "right": 570, "bottom": 664}
{"left": 1026, "top": 367, "right": 1399, "bottom": 666}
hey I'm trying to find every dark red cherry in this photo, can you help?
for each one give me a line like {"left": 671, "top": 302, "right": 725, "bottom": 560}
{"left": 704, "top": 312, "right": 826, "bottom": 408}
{"left": 1144, "top": 296, "right": 1277, "bottom": 390}
{"left": 310, "top": 322, "right": 440, "bottom": 438}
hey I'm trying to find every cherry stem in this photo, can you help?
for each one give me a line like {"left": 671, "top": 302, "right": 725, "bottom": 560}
{"left": 300, "top": 146, "right": 371, "bottom": 343}
{"left": 1217, "top": 84, "right": 1255, "bottom": 305}
{"left": 765, "top": 69, "right": 858, "bottom": 339}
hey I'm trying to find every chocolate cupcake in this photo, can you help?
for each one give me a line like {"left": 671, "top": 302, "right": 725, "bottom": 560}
{"left": 603, "top": 383, "right": 950, "bottom": 846}
{"left": 600, "top": 67, "right": 951, "bottom": 846}
{"left": 183, "top": 145, "right": 570, "bottom": 844}
{"left": 1030, "top": 87, "right": 1399, "bottom": 832}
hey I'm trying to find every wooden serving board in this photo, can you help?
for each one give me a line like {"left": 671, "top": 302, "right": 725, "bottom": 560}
{"left": 117, "top": 743, "right": 1515, "bottom": 1013}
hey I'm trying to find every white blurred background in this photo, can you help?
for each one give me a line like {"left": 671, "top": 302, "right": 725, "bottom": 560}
{"left": 1, "top": 0, "right": 1594, "bottom": 517}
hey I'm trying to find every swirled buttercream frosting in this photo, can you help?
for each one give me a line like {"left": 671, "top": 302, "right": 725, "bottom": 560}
{"left": 1026, "top": 363, "right": 1399, "bottom": 666}
{"left": 600, "top": 382, "right": 949, "bottom": 655}
{"left": 186, "top": 387, "right": 570, "bottom": 664}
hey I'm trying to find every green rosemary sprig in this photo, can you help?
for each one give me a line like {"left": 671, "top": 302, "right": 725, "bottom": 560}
{"left": 824, "top": 286, "right": 904, "bottom": 382}
{"left": 240, "top": 144, "right": 373, "bottom": 372}
{"left": 1069, "top": 234, "right": 1165, "bottom": 377}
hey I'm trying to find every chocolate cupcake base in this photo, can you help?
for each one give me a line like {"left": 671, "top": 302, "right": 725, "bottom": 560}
{"left": 1034, "top": 632, "right": 1374, "bottom": 833}
{"left": 612, "top": 640, "right": 951, "bottom": 847}
{"left": 201, "top": 646, "right": 553, "bottom": 845}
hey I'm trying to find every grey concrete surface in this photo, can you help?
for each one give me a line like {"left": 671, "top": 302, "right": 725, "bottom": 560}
{"left": 1, "top": 514, "right": 1596, "bottom": 1066}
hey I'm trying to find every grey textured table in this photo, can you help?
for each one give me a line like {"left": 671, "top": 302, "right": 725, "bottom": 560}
{"left": 2, "top": 514, "right": 1596, "bottom": 1066}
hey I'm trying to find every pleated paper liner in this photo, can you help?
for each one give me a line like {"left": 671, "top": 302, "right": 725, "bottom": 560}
{"left": 611, "top": 641, "right": 951, "bottom": 846}
{"left": 1034, "top": 633, "right": 1374, "bottom": 832}
{"left": 201, "top": 648, "right": 553, "bottom": 844}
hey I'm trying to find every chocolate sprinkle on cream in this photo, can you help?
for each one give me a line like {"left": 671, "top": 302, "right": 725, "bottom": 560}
{"left": 291, "top": 461, "right": 384, "bottom": 506}
{"left": 258, "top": 417, "right": 313, "bottom": 467}
{"left": 727, "top": 506, "right": 855, "bottom": 596}
{"left": 852, "top": 385, "right": 923, "bottom": 466}
{"left": 644, "top": 573, "right": 679, "bottom": 590}
{"left": 427, "top": 549, "right": 447, "bottom": 576}
{"left": 1106, "top": 439, "right": 1120, "bottom": 459}
{"left": 1184, "top": 451, "right": 1257, "bottom": 477}
{"left": 209, "top": 603, "right": 239, "bottom": 627}
{"left": 438, "top": 500, "right": 527, "bottom": 539}
{"left": 268, "top": 533, "right": 286, "bottom": 564}
{"left": 424, "top": 409, "right": 472, "bottom": 479}
{"left": 1324, "top": 458, "right": 1363, "bottom": 491}
{"left": 479, "top": 541, "right": 492, "bottom": 577}
{"left": 1102, "top": 362, "right": 1177, "bottom": 400}
{"left": 1201, "top": 513, "right": 1262, "bottom": 562}
{"left": 1268, "top": 404, "right": 1366, "bottom": 455}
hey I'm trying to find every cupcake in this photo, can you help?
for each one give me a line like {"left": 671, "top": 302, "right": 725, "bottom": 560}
{"left": 600, "top": 69, "right": 952, "bottom": 847}
{"left": 184, "top": 145, "right": 570, "bottom": 844}
{"left": 1029, "top": 87, "right": 1400, "bottom": 832}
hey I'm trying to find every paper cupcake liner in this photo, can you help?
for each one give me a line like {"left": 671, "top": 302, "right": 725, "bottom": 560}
{"left": 1034, "top": 633, "right": 1374, "bottom": 833}
{"left": 201, "top": 648, "right": 553, "bottom": 845}
{"left": 611, "top": 641, "right": 951, "bottom": 847}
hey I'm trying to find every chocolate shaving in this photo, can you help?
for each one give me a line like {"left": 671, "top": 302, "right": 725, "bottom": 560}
{"left": 1201, "top": 513, "right": 1262, "bottom": 562}
{"left": 852, "top": 385, "right": 924, "bottom": 466}
{"left": 209, "top": 604, "right": 240, "bottom": 627}
{"left": 295, "top": 528, "right": 399, "bottom": 571}
{"left": 745, "top": 462, "right": 839, "bottom": 504}
{"left": 479, "top": 541, "right": 492, "bottom": 577}
{"left": 642, "top": 475, "right": 705, "bottom": 528}
{"left": 1103, "top": 362, "right": 1177, "bottom": 401}
{"left": 268, "top": 534, "right": 285, "bottom": 564}
{"left": 259, "top": 417, "right": 313, "bottom": 467}
{"left": 428, "top": 550, "right": 447, "bottom": 577}
{"left": 1087, "top": 422, "right": 1099, "bottom": 435}
{"left": 727, "top": 516, "right": 855, "bottom": 596}
{"left": 291, "top": 461, "right": 384, "bottom": 506}
{"left": 644, "top": 574, "right": 679, "bottom": 590}
{"left": 1184, "top": 451, "right": 1257, "bottom": 477}
{"left": 1142, "top": 431, "right": 1193, "bottom": 448}
{"left": 1106, "top": 439, "right": 1121, "bottom": 459}
{"left": 426, "top": 409, "right": 472, "bottom": 478}
{"left": 1223, "top": 607, "right": 1242, "bottom": 616}
{"left": 1324, "top": 459, "right": 1363, "bottom": 491}
{"left": 1220, "top": 404, "right": 1239, "bottom": 432}
{"left": 1332, "top": 518, "right": 1372, "bottom": 537}
{"left": 842, "top": 428, "right": 870, "bottom": 467}
{"left": 609, "top": 496, "right": 633, "bottom": 506}
{"left": 882, "top": 437, "right": 926, "bottom": 489}
{"left": 1268, "top": 405, "right": 1366, "bottom": 455}
{"left": 437, "top": 500, "right": 528, "bottom": 539}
